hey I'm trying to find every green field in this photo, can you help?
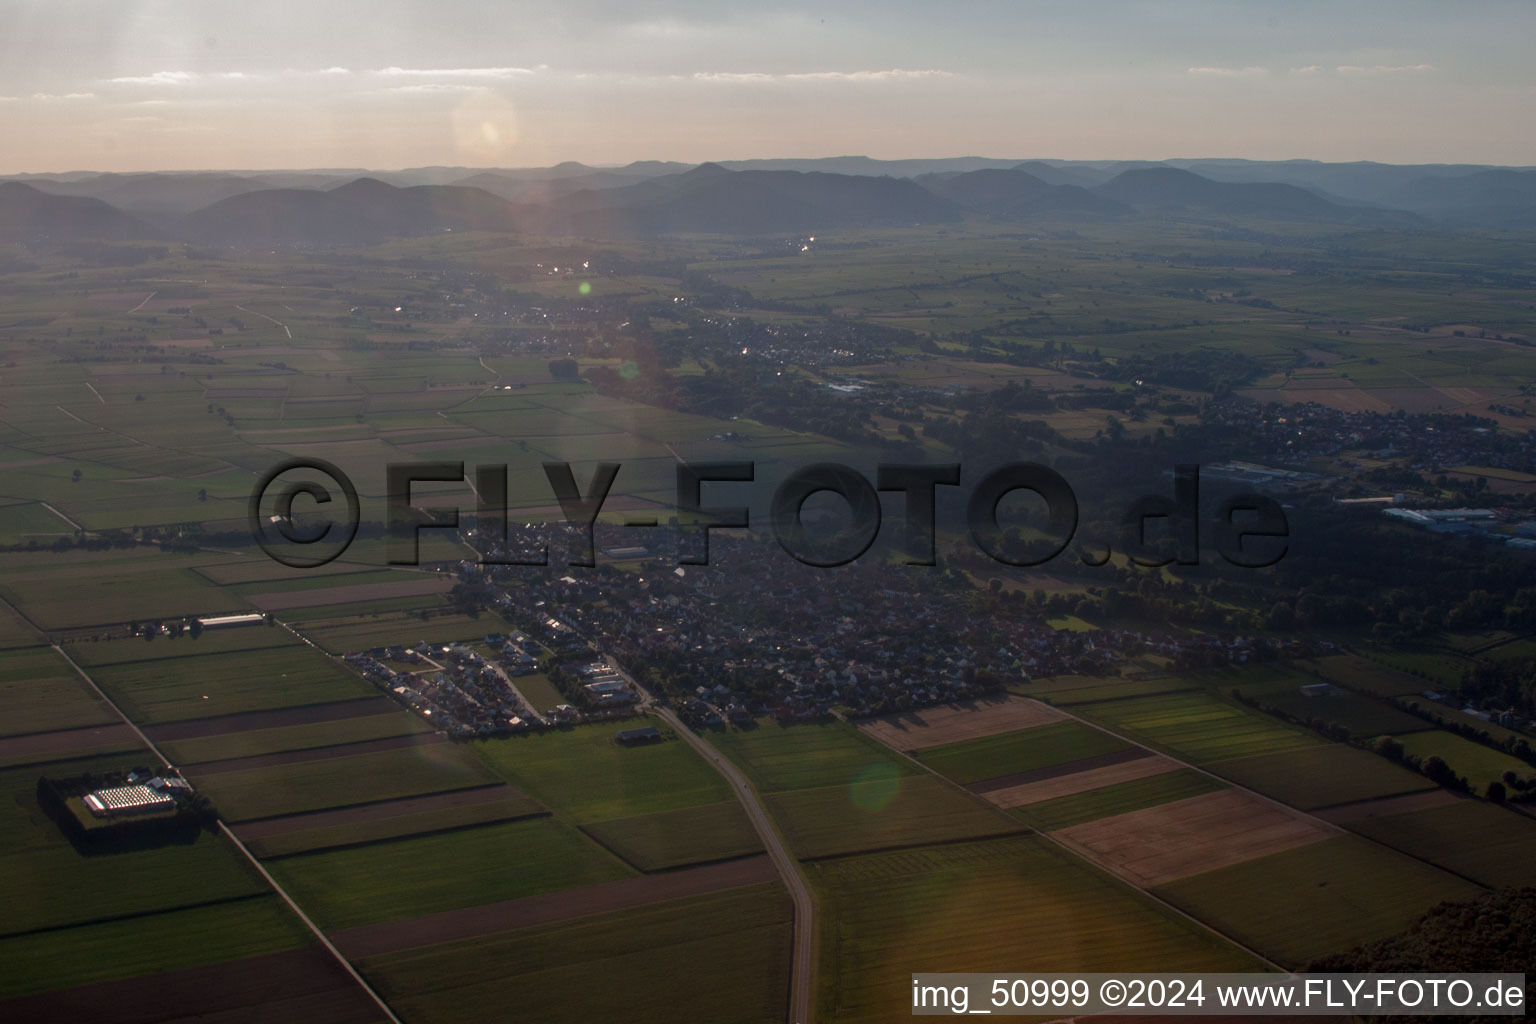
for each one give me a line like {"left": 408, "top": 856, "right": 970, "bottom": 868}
{"left": 1207, "top": 745, "right": 1435, "bottom": 810}
{"left": 0, "top": 756, "right": 268, "bottom": 935}
{"left": 85, "top": 642, "right": 373, "bottom": 723}
{"left": 1304, "top": 655, "right": 1432, "bottom": 698}
{"left": 914, "top": 720, "right": 1130, "bottom": 784}
{"left": 1345, "top": 799, "right": 1536, "bottom": 889}
{"left": 0, "top": 599, "right": 43, "bottom": 650}
{"left": 0, "top": 549, "right": 252, "bottom": 629}
{"left": 765, "top": 775, "right": 1022, "bottom": 860}
{"left": 1072, "top": 691, "right": 1324, "bottom": 764}
{"left": 1013, "top": 769, "right": 1225, "bottom": 832}
{"left": 810, "top": 836, "right": 1258, "bottom": 1022}
{"left": 0, "top": 896, "right": 314, "bottom": 999}
{"left": 709, "top": 720, "right": 921, "bottom": 793}
{"left": 158, "top": 709, "right": 430, "bottom": 765}
{"left": 581, "top": 800, "right": 763, "bottom": 871}
{"left": 247, "top": 793, "right": 545, "bottom": 859}
{"left": 1227, "top": 669, "right": 1429, "bottom": 738}
{"left": 472, "top": 721, "right": 734, "bottom": 822}
{"left": 269, "top": 816, "right": 632, "bottom": 930}
{"left": 62, "top": 625, "right": 295, "bottom": 666}
{"left": 0, "top": 647, "right": 116, "bottom": 737}
{"left": 193, "top": 742, "right": 501, "bottom": 822}
{"left": 1154, "top": 835, "right": 1483, "bottom": 968}
{"left": 360, "top": 883, "right": 792, "bottom": 1024}
{"left": 1396, "top": 730, "right": 1533, "bottom": 791}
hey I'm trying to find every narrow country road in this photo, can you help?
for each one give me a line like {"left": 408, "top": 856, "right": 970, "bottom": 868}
{"left": 651, "top": 702, "right": 818, "bottom": 1024}
{"left": 601, "top": 653, "right": 816, "bottom": 1023}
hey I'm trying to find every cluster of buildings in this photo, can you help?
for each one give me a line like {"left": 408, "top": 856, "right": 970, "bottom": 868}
{"left": 81, "top": 769, "right": 193, "bottom": 819}
{"left": 344, "top": 641, "right": 538, "bottom": 738}
{"left": 1211, "top": 400, "right": 1536, "bottom": 477}
{"left": 470, "top": 534, "right": 1312, "bottom": 723}
{"left": 1383, "top": 506, "right": 1536, "bottom": 549}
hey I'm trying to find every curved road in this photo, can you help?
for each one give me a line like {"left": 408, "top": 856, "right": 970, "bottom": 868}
{"left": 651, "top": 704, "right": 818, "bottom": 1024}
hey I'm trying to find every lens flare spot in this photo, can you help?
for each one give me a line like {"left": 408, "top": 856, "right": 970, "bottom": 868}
{"left": 578, "top": 281, "right": 592, "bottom": 295}
{"left": 848, "top": 762, "right": 901, "bottom": 811}
{"left": 619, "top": 360, "right": 640, "bottom": 380}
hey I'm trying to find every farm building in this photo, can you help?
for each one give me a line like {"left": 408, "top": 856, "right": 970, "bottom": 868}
{"left": 1299, "top": 683, "right": 1338, "bottom": 697}
{"left": 615, "top": 726, "right": 662, "bottom": 745}
{"left": 195, "top": 612, "right": 266, "bottom": 629}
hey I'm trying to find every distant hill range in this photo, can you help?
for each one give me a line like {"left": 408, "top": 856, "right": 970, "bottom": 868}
{"left": 4, "top": 156, "right": 1535, "bottom": 245}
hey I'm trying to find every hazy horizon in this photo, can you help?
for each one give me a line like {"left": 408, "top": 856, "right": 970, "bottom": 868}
{"left": 3, "top": 1, "right": 1535, "bottom": 175}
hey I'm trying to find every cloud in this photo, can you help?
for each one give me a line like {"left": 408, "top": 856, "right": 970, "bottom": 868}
{"left": 372, "top": 66, "right": 535, "bottom": 79}
{"left": 107, "top": 70, "right": 197, "bottom": 86}
{"left": 1186, "top": 66, "right": 1267, "bottom": 77}
{"left": 691, "top": 68, "right": 957, "bottom": 84}
{"left": 1291, "top": 65, "right": 1324, "bottom": 74}
{"left": 376, "top": 83, "right": 488, "bottom": 95}
{"left": 31, "top": 92, "right": 96, "bottom": 101}
{"left": 1336, "top": 64, "right": 1436, "bottom": 74}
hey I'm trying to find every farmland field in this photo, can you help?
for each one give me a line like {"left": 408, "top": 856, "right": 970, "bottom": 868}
{"left": 810, "top": 836, "right": 1258, "bottom": 1022}
{"left": 856, "top": 695, "right": 1066, "bottom": 751}
{"left": 1051, "top": 790, "right": 1336, "bottom": 887}
{"left": 764, "top": 775, "right": 1022, "bottom": 860}
{"left": 1345, "top": 799, "right": 1536, "bottom": 889}
{"left": 915, "top": 719, "right": 1131, "bottom": 784}
{"left": 0, "top": 897, "right": 313, "bottom": 1000}
{"left": 0, "top": 646, "right": 116, "bottom": 736}
{"left": 268, "top": 816, "right": 632, "bottom": 930}
{"left": 1071, "top": 691, "right": 1324, "bottom": 764}
{"left": 710, "top": 720, "right": 921, "bottom": 793}
{"left": 157, "top": 708, "right": 431, "bottom": 765}
{"left": 1014, "top": 769, "right": 1224, "bottom": 832}
{"left": 1154, "top": 835, "right": 1483, "bottom": 968}
{"left": 472, "top": 720, "right": 734, "bottom": 822}
{"left": 359, "top": 883, "right": 792, "bottom": 1024}
{"left": 1206, "top": 745, "right": 1435, "bottom": 810}
{"left": 191, "top": 741, "right": 501, "bottom": 821}
{"left": 244, "top": 790, "right": 544, "bottom": 859}
{"left": 581, "top": 800, "right": 764, "bottom": 871}
{"left": 84, "top": 642, "right": 373, "bottom": 723}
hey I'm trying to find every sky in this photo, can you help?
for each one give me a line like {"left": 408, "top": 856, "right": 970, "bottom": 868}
{"left": 2, "top": 0, "right": 1534, "bottom": 173}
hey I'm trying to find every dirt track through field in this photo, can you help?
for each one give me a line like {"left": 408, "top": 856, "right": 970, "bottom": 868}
{"left": 1050, "top": 789, "right": 1338, "bottom": 887}
{"left": 183, "top": 731, "right": 446, "bottom": 775}
{"left": 979, "top": 753, "right": 1183, "bottom": 809}
{"left": 331, "top": 854, "right": 778, "bottom": 959}
{"left": 142, "top": 697, "right": 400, "bottom": 741}
{"left": 231, "top": 783, "right": 522, "bottom": 840}
{"left": 0, "top": 945, "right": 380, "bottom": 1024}
{"left": 858, "top": 695, "right": 1067, "bottom": 751}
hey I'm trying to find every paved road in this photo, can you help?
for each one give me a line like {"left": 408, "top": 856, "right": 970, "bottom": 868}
{"left": 652, "top": 704, "right": 818, "bottom": 1024}
{"left": 602, "top": 652, "right": 815, "bottom": 1023}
